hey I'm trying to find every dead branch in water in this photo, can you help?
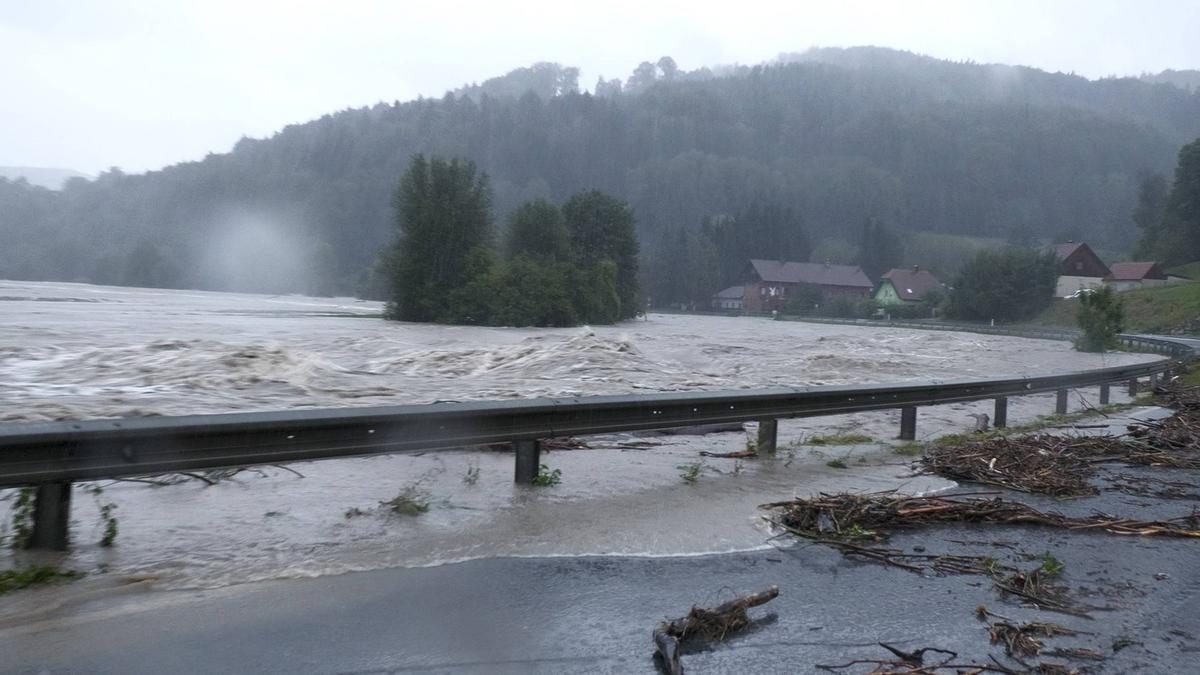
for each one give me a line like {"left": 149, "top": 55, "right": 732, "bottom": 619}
{"left": 652, "top": 586, "right": 779, "bottom": 674}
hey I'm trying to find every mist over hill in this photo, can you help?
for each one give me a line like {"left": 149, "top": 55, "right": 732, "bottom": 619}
{"left": 2, "top": 46, "right": 1197, "bottom": 298}
{"left": 0, "top": 167, "right": 92, "bottom": 190}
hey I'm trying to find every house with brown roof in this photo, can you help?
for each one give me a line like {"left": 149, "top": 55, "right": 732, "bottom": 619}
{"left": 1053, "top": 242, "right": 1110, "bottom": 298}
{"left": 1105, "top": 262, "right": 1169, "bottom": 292}
{"left": 874, "top": 266, "right": 943, "bottom": 306}
{"left": 742, "top": 259, "right": 874, "bottom": 313}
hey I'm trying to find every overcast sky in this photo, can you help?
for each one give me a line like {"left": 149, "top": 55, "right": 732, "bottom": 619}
{"left": 2, "top": 0, "right": 1198, "bottom": 176}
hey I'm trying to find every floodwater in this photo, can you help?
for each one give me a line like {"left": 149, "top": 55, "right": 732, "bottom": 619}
{"left": 0, "top": 280, "right": 1157, "bottom": 596}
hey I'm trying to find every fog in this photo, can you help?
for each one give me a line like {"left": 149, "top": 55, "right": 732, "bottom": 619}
{"left": 2, "top": 0, "right": 1198, "bottom": 174}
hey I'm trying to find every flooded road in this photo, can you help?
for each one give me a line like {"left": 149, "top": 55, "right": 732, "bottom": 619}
{"left": 0, "top": 280, "right": 1156, "bottom": 593}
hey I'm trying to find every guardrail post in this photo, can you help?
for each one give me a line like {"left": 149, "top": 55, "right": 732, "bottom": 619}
{"left": 899, "top": 406, "right": 917, "bottom": 441}
{"left": 993, "top": 397, "right": 1007, "bottom": 428}
{"left": 1128, "top": 377, "right": 1139, "bottom": 397}
{"left": 29, "top": 482, "right": 72, "bottom": 551}
{"left": 757, "top": 419, "right": 778, "bottom": 455}
{"left": 1149, "top": 372, "right": 1159, "bottom": 389}
{"left": 1055, "top": 389, "right": 1069, "bottom": 415}
{"left": 1099, "top": 383, "right": 1110, "bottom": 405}
{"left": 514, "top": 440, "right": 541, "bottom": 484}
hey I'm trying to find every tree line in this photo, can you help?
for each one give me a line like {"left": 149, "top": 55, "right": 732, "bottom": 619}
{"left": 385, "top": 155, "right": 639, "bottom": 326}
{"left": 2, "top": 47, "right": 1198, "bottom": 298}
{"left": 1133, "top": 137, "right": 1200, "bottom": 266}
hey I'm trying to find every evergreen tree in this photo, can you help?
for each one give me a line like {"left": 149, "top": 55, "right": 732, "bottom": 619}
{"left": 945, "top": 248, "right": 1058, "bottom": 322}
{"left": 505, "top": 199, "right": 570, "bottom": 262}
{"left": 857, "top": 218, "right": 904, "bottom": 282}
{"left": 1075, "top": 285, "right": 1124, "bottom": 352}
{"left": 387, "top": 155, "right": 493, "bottom": 322}
{"left": 563, "top": 191, "right": 640, "bottom": 318}
{"left": 1161, "top": 137, "right": 1200, "bottom": 264}
{"left": 1132, "top": 172, "right": 1169, "bottom": 260}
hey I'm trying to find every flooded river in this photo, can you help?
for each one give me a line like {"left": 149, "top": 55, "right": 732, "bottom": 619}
{"left": 0, "top": 280, "right": 1155, "bottom": 594}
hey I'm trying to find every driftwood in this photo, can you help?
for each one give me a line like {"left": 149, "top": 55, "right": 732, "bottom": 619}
{"left": 652, "top": 586, "right": 779, "bottom": 674}
{"left": 699, "top": 449, "right": 758, "bottom": 459}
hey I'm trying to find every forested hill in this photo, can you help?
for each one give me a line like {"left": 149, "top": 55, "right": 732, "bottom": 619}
{"left": 3, "top": 47, "right": 1199, "bottom": 297}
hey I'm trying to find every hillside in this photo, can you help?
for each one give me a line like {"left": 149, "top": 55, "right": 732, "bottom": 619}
{"left": 0, "top": 167, "right": 92, "bottom": 190}
{"left": 1031, "top": 282, "right": 1200, "bottom": 335}
{"left": 3, "top": 46, "right": 1200, "bottom": 297}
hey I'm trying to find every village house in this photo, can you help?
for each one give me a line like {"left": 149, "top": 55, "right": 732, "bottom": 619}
{"left": 1053, "top": 241, "right": 1110, "bottom": 298}
{"left": 711, "top": 285, "right": 745, "bottom": 311}
{"left": 874, "top": 266, "right": 943, "bottom": 306}
{"left": 741, "top": 259, "right": 874, "bottom": 313}
{"left": 1105, "top": 262, "right": 1169, "bottom": 292}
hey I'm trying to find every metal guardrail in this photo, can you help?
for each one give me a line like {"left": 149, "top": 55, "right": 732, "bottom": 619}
{"left": 1, "top": 332, "right": 1194, "bottom": 550}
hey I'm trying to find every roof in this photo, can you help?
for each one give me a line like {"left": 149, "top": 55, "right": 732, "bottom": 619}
{"left": 879, "top": 268, "right": 943, "bottom": 301}
{"left": 1053, "top": 242, "right": 1085, "bottom": 261}
{"left": 1051, "top": 241, "right": 1110, "bottom": 278}
{"left": 747, "top": 259, "right": 873, "bottom": 289}
{"left": 713, "top": 285, "right": 744, "bottom": 299}
{"left": 1107, "top": 262, "right": 1166, "bottom": 281}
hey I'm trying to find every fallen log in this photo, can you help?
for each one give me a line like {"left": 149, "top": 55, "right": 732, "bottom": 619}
{"left": 652, "top": 586, "right": 779, "bottom": 674}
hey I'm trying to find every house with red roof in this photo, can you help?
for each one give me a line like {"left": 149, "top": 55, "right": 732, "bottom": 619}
{"left": 1105, "top": 262, "right": 1169, "bottom": 292}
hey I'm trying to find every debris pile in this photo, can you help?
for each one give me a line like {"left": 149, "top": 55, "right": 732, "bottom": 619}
{"left": 762, "top": 493, "right": 1200, "bottom": 541}
{"left": 920, "top": 436, "right": 1118, "bottom": 497}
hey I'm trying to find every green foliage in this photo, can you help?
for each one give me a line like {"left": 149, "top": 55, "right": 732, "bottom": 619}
{"left": 387, "top": 155, "right": 494, "bottom": 322}
{"left": 9, "top": 487, "right": 34, "bottom": 550}
{"left": 380, "top": 485, "right": 430, "bottom": 516}
{"left": 563, "top": 191, "right": 641, "bottom": 319}
{"left": 85, "top": 485, "right": 119, "bottom": 547}
{"left": 0, "top": 566, "right": 82, "bottom": 595}
{"left": 857, "top": 218, "right": 904, "bottom": 281}
{"left": 531, "top": 464, "right": 561, "bottom": 487}
{"left": 946, "top": 248, "right": 1059, "bottom": 322}
{"left": 782, "top": 283, "right": 824, "bottom": 315}
{"left": 1038, "top": 552, "right": 1066, "bottom": 577}
{"left": 678, "top": 460, "right": 706, "bottom": 484}
{"left": 893, "top": 442, "right": 924, "bottom": 457}
{"left": 505, "top": 199, "right": 570, "bottom": 262}
{"left": 1074, "top": 285, "right": 1124, "bottom": 352}
{"left": 3, "top": 53, "right": 1197, "bottom": 293}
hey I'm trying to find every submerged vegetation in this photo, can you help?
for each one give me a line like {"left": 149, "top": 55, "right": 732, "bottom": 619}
{"left": 0, "top": 566, "right": 82, "bottom": 595}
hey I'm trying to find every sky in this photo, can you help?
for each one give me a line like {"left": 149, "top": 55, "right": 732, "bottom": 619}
{"left": 2, "top": 0, "right": 1198, "bottom": 176}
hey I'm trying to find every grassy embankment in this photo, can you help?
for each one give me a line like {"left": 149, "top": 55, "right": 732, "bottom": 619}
{"left": 1027, "top": 279, "right": 1200, "bottom": 335}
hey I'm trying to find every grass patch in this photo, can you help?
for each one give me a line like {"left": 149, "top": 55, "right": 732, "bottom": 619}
{"left": 825, "top": 458, "right": 848, "bottom": 469}
{"left": 892, "top": 442, "right": 924, "bottom": 457}
{"left": 380, "top": 485, "right": 430, "bottom": 516}
{"left": 1028, "top": 281, "right": 1200, "bottom": 334}
{"left": 679, "top": 460, "right": 706, "bottom": 484}
{"left": 807, "top": 433, "right": 874, "bottom": 446}
{"left": 0, "top": 566, "right": 82, "bottom": 595}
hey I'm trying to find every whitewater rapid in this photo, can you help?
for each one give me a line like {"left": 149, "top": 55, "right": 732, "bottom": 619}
{"left": 0, "top": 280, "right": 1156, "bottom": 594}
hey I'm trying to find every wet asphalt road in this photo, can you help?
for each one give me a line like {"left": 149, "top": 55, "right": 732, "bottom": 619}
{"left": 4, "top": 465, "right": 1200, "bottom": 675}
